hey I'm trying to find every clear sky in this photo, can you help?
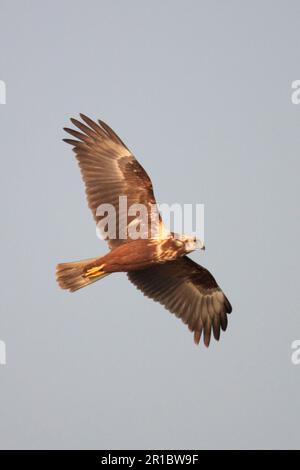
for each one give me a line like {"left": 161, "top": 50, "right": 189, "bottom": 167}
{"left": 0, "top": 0, "right": 299, "bottom": 449}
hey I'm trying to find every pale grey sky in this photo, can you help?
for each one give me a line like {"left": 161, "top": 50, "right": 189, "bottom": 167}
{"left": 0, "top": 0, "right": 299, "bottom": 449}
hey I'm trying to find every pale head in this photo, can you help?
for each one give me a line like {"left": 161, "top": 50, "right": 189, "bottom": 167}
{"left": 174, "top": 233, "right": 205, "bottom": 253}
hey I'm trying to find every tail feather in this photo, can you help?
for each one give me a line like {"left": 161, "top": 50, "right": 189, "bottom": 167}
{"left": 56, "top": 257, "right": 109, "bottom": 292}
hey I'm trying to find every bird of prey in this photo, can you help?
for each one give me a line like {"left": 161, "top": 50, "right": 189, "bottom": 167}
{"left": 56, "top": 114, "right": 232, "bottom": 346}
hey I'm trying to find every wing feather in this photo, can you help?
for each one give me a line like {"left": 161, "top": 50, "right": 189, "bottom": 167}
{"left": 127, "top": 256, "right": 232, "bottom": 346}
{"left": 63, "top": 114, "right": 165, "bottom": 248}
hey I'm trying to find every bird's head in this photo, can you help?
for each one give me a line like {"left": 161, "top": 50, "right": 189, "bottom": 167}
{"left": 174, "top": 234, "right": 205, "bottom": 253}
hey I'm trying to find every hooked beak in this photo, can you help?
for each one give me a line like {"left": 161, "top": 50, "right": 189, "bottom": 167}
{"left": 196, "top": 239, "right": 205, "bottom": 250}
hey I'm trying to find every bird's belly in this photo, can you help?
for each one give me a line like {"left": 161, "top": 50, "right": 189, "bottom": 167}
{"left": 100, "top": 239, "right": 180, "bottom": 272}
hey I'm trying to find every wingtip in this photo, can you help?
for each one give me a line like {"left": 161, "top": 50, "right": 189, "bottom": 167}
{"left": 62, "top": 138, "right": 78, "bottom": 146}
{"left": 70, "top": 117, "right": 78, "bottom": 126}
{"left": 225, "top": 297, "right": 232, "bottom": 314}
{"left": 79, "top": 112, "right": 89, "bottom": 121}
{"left": 194, "top": 330, "right": 203, "bottom": 346}
{"left": 194, "top": 333, "right": 211, "bottom": 348}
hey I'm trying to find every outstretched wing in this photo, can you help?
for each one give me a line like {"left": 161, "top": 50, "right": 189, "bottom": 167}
{"left": 63, "top": 114, "right": 165, "bottom": 249}
{"left": 128, "top": 256, "right": 232, "bottom": 347}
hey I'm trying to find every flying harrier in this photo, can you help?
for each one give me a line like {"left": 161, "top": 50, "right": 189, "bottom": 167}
{"left": 56, "top": 114, "right": 232, "bottom": 346}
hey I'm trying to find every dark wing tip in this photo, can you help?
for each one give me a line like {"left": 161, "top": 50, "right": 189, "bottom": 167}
{"left": 62, "top": 138, "right": 79, "bottom": 145}
{"left": 70, "top": 117, "right": 80, "bottom": 126}
{"left": 79, "top": 112, "right": 90, "bottom": 121}
{"left": 212, "top": 319, "right": 221, "bottom": 341}
{"left": 79, "top": 113, "right": 103, "bottom": 133}
{"left": 224, "top": 296, "right": 232, "bottom": 313}
{"left": 63, "top": 127, "right": 87, "bottom": 141}
{"left": 220, "top": 311, "right": 228, "bottom": 331}
{"left": 203, "top": 333, "right": 211, "bottom": 348}
{"left": 194, "top": 330, "right": 202, "bottom": 345}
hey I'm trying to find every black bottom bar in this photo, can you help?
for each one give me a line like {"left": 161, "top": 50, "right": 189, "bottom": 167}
{"left": 0, "top": 450, "right": 298, "bottom": 465}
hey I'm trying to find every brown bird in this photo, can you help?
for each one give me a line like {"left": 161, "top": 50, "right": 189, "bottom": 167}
{"left": 56, "top": 114, "right": 232, "bottom": 346}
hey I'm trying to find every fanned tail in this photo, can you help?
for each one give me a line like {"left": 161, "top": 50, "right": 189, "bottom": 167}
{"left": 56, "top": 257, "right": 109, "bottom": 292}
